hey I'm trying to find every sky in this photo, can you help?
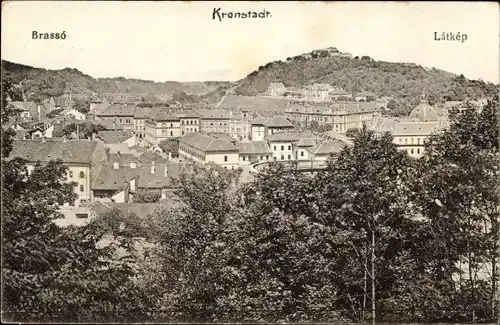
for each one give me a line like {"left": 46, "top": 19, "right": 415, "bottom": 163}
{"left": 2, "top": 1, "right": 499, "bottom": 83}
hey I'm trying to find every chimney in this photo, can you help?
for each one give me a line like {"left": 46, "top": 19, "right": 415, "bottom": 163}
{"left": 151, "top": 161, "right": 156, "bottom": 174}
{"left": 113, "top": 162, "right": 119, "bottom": 170}
{"left": 164, "top": 164, "right": 168, "bottom": 177}
{"left": 105, "top": 147, "right": 110, "bottom": 161}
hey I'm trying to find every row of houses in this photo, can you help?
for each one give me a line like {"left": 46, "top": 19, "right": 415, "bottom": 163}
{"left": 178, "top": 130, "right": 347, "bottom": 170}
{"left": 8, "top": 138, "right": 180, "bottom": 207}
{"left": 268, "top": 82, "right": 379, "bottom": 103}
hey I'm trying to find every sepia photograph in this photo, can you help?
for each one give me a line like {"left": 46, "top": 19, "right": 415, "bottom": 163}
{"left": 1, "top": 1, "right": 499, "bottom": 324}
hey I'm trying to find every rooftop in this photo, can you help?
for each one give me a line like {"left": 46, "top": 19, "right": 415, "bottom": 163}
{"left": 137, "top": 162, "right": 182, "bottom": 189}
{"left": 10, "top": 139, "right": 101, "bottom": 164}
{"left": 307, "top": 140, "right": 345, "bottom": 155}
{"left": 179, "top": 132, "right": 239, "bottom": 152}
{"left": 235, "top": 141, "right": 272, "bottom": 155}
{"left": 92, "top": 165, "right": 140, "bottom": 190}
{"left": 97, "top": 131, "right": 134, "bottom": 144}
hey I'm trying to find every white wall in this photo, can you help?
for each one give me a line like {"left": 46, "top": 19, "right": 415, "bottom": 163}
{"left": 206, "top": 152, "right": 239, "bottom": 169}
{"left": 270, "top": 141, "right": 294, "bottom": 161}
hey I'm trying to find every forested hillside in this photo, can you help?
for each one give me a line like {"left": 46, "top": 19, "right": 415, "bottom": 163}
{"left": 235, "top": 53, "right": 498, "bottom": 115}
{"left": 1, "top": 60, "right": 228, "bottom": 103}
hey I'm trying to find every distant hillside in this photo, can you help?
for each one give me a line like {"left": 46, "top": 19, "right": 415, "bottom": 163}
{"left": 1, "top": 60, "right": 229, "bottom": 103}
{"left": 234, "top": 49, "right": 498, "bottom": 115}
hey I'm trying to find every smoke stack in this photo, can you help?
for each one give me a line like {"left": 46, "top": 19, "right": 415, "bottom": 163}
{"left": 151, "top": 161, "right": 156, "bottom": 174}
{"left": 164, "top": 164, "right": 168, "bottom": 177}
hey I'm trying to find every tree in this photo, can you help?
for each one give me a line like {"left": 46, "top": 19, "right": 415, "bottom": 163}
{"left": 158, "top": 138, "right": 179, "bottom": 157}
{"left": 1, "top": 79, "right": 152, "bottom": 323}
{"left": 73, "top": 98, "right": 90, "bottom": 114}
{"left": 134, "top": 189, "right": 161, "bottom": 203}
{"left": 317, "top": 125, "right": 417, "bottom": 323}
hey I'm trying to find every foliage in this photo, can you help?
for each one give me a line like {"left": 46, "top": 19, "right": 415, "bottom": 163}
{"left": 158, "top": 138, "right": 179, "bottom": 157}
{"left": 46, "top": 108, "right": 64, "bottom": 118}
{"left": 62, "top": 120, "right": 106, "bottom": 139}
{"left": 134, "top": 189, "right": 161, "bottom": 203}
{"left": 234, "top": 54, "right": 497, "bottom": 116}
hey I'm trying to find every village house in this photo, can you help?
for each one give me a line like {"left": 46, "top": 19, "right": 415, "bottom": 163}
{"left": 144, "top": 108, "right": 181, "bottom": 145}
{"left": 136, "top": 161, "right": 182, "bottom": 201}
{"left": 265, "top": 132, "right": 303, "bottom": 161}
{"left": 294, "top": 137, "right": 320, "bottom": 160}
{"left": 9, "top": 101, "right": 41, "bottom": 120}
{"left": 306, "top": 140, "right": 345, "bottom": 161}
{"left": 236, "top": 141, "right": 273, "bottom": 164}
{"left": 91, "top": 163, "right": 140, "bottom": 203}
{"left": 250, "top": 116, "right": 295, "bottom": 141}
{"left": 9, "top": 138, "right": 109, "bottom": 205}
{"left": 369, "top": 96, "right": 449, "bottom": 158}
{"left": 178, "top": 132, "right": 240, "bottom": 169}
{"left": 329, "top": 88, "right": 353, "bottom": 101}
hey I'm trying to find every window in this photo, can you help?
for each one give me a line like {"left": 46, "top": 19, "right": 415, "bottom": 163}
{"left": 260, "top": 156, "right": 263, "bottom": 160}
{"left": 411, "top": 138, "right": 414, "bottom": 144}
{"left": 79, "top": 171, "right": 84, "bottom": 178}
{"left": 281, "top": 155, "right": 284, "bottom": 160}
{"left": 288, "top": 155, "right": 291, "bottom": 160}
{"left": 405, "top": 138, "right": 408, "bottom": 144}
{"left": 182, "top": 120, "right": 184, "bottom": 124}
{"left": 288, "top": 145, "right": 291, "bottom": 150}
{"left": 411, "top": 149, "right": 414, "bottom": 155}
{"left": 224, "top": 166, "right": 227, "bottom": 169}
{"left": 182, "top": 131, "right": 184, "bottom": 135}
{"left": 76, "top": 213, "right": 88, "bottom": 219}
{"left": 274, "top": 146, "right": 276, "bottom": 151}
{"left": 301, "top": 151, "right": 304, "bottom": 157}
{"left": 417, "top": 138, "right": 421, "bottom": 144}
{"left": 274, "top": 157, "right": 277, "bottom": 161}
{"left": 231, "top": 166, "right": 234, "bottom": 170}
{"left": 417, "top": 148, "right": 421, "bottom": 154}
{"left": 399, "top": 138, "right": 402, "bottom": 143}
{"left": 243, "top": 156, "right": 246, "bottom": 161}
{"left": 281, "top": 145, "right": 284, "bottom": 150}
{"left": 170, "top": 131, "right": 173, "bottom": 136}
{"left": 80, "top": 185, "right": 84, "bottom": 192}
{"left": 69, "top": 171, "right": 73, "bottom": 177}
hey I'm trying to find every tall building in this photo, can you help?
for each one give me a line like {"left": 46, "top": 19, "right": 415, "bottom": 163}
{"left": 198, "top": 109, "right": 231, "bottom": 134}
{"left": 144, "top": 108, "right": 181, "bottom": 145}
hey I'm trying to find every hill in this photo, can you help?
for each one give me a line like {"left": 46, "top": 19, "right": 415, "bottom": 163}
{"left": 1, "top": 60, "right": 229, "bottom": 103}
{"left": 233, "top": 50, "right": 498, "bottom": 115}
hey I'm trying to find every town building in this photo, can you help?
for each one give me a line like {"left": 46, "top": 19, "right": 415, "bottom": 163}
{"left": 144, "top": 108, "right": 181, "bottom": 145}
{"left": 136, "top": 161, "right": 181, "bottom": 200}
{"left": 94, "top": 105, "right": 136, "bottom": 131}
{"left": 9, "top": 101, "right": 42, "bottom": 120}
{"left": 329, "top": 88, "right": 353, "bottom": 100}
{"left": 91, "top": 163, "right": 140, "bottom": 204}
{"left": 235, "top": 141, "right": 272, "bottom": 164}
{"left": 198, "top": 109, "right": 231, "bottom": 134}
{"left": 229, "top": 112, "right": 251, "bottom": 141}
{"left": 354, "top": 91, "right": 377, "bottom": 102}
{"left": 178, "top": 132, "right": 240, "bottom": 169}
{"left": 369, "top": 96, "right": 449, "bottom": 158}
{"left": 133, "top": 108, "right": 150, "bottom": 140}
{"left": 9, "top": 138, "right": 109, "bottom": 205}
{"left": 250, "top": 116, "right": 295, "bottom": 141}
{"left": 176, "top": 111, "right": 201, "bottom": 136}
{"left": 97, "top": 131, "right": 136, "bottom": 147}
{"left": 286, "top": 101, "right": 379, "bottom": 133}
{"left": 306, "top": 140, "right": 345, "bottom": 161}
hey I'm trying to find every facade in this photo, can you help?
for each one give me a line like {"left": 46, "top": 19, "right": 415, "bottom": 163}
{"left": 250, "top": 116, "right": 295, "bottom": 141}
{"left": 144, "top": 108, "right": 181, "bottom": 145}
{"left": 235, "top": 141, "right": 272, "bottom": 164}
{"left": 95, "top": 105, "right": 136, "bottom": 131}
{"left": 133, "top": 108, "right": 150, "bottom": 139}
{"left": 9, "top": 139, "right": 108, "bottom": 205}
{"left": 178, "top": 133, "right": 240, "bottom": 169}
{"left": 229, "top": 112, "right": 251, "bottom": 141}
{"left": 369, "top": 97, "right": 449, "bottom": 158}
{"left": 198, "top": 110, "right": 231, "bottom": 134}
{"left": 265, "top": 132, "right": 303, "bottom": 161}
{"left": 9, "top": 101, "right": 39, "bottom": 120}
{"left": 176, "top": 111, "right": 201, "bottom": 136}
{"left": 286, "top": 102, "right": 379, "bottom": 133}
{"left": 136, "top": 161, "right": 181, "bottom": 200}
{"left": 306, "top": 140, "right": 345, "bottom": 161}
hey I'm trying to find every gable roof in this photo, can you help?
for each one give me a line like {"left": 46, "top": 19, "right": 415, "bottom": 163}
{"left": 97, "top": 131, "right": 134, "bottom": 144}
{"left": 179, "top": 133, "right": 239, "bottom": 152}
{"left": 137, "top": 162, "right": 181, "bottom": 189}
{"left": 95, "top": 105, "right": 136, "bottom": 117}
{"left": 307, "top": 140, "right": 345, "bottom": 155}
{"left": 296, "top": 138, "right": 319, "bottom": 147}
{"left": 133, "top": 108, "right": 151, "bottom": 118}
{"left": 10, "top": 139, "right": 99, "bottom": 164}
{"left": 265, "top": 132, "right": 303, "bottom": 142}
{"left": 198, "top": 109, "right": 231, "bottom": 119}
{"left": 92, "top": 166, "right": 140, "bottom": 190}
{"left": 235, "top": 141, "right": 272, "bottom": 155}
{"left": 146, "top": 108, "right": 180, "bottom": 121}
{"left": 409, "top": 100, "right": 439, "bottom": 122}
{"left": 109, "top": 153, "right": 141, "bottom": 166}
